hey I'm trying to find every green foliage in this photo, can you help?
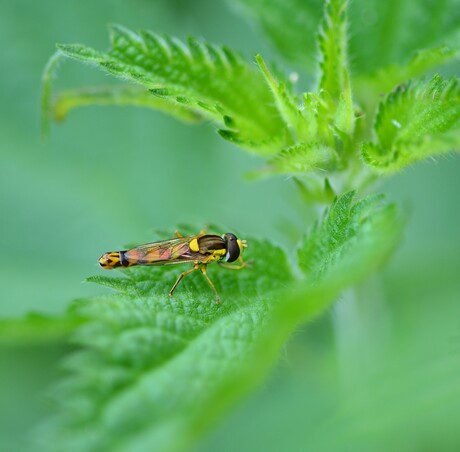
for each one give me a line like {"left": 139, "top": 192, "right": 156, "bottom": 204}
{"left": 41, "top": 51, "right": 62, "bottom": 137}
{"left": 43, "top": 24, "right": 289, "bottom": 154}
{"left": 231, "top": 0, "right": 460, "bottom": 178}
{"left": 0, "top": 314, "right": 81, "bottom": 345}
{"left": 347, "top": 0, "right": 460, "bottom": 75}
{"left": 43, "top": 1, "right": 460, "bottom": 180}
{"left": 29, "top": 1, "right": 459, "bottom": 450}
{"left": 362, "top": 75, "right": 460, "bottom": 171}
{"left": 298, "top": 191, "right": 397, "bottom": 278}
{"left": 253, "top": 51, "right": 342, "bottom": 176}
{"left": 317, "top": 0, "right": 355, "bottom": 154}
{"left": 256, "top": 54, "right": 309, "bottom": 142}
{"left": 36, "top": 239, "right": 292, "bottom": 451}
{"left": 53, "top": 85, "right": 204, "bottom": 124}
{"left": 233, "top": 0, "right": 324, "bottom": 70}
{"left": 235, "top": 0, "right": 460, "bottom": 75}
{"left": 268, "top": 142, "right": 337, "bottom": 174}
{"left": 354, "top": 44, "right": 460, "bottom": 110}
{"left": 32, "top": 193, "right": 401, "bottom": 452}
{"left": 318, "top": 0, "right": 349, "bottom": 102}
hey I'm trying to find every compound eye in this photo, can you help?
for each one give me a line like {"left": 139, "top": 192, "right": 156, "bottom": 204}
{"left": 224, "top": 233, "right": 240, "bottom": 262}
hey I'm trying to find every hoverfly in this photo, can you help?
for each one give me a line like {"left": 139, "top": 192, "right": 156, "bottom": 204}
{"left": 98, "top": 231, "right": 248, "bottom": 304}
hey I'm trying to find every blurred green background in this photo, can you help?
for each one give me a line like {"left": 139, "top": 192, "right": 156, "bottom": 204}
{"left": 1, "top": 0, "right": 459, "bottom": 450}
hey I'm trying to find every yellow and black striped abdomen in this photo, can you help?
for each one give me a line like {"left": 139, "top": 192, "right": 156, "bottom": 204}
{"left": 99, "top": 251, "right": 132, "bottom": 269}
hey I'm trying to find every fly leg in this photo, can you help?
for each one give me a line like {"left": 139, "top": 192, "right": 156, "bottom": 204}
{"left": 169, "top": 263, "right": 199, "bottom": 297}
{"left": 200, "top": 264, "right": 221, "bottom": 304}
{"left": 218, "top": 255, "right": 252, "bottom": 270}
{"left": 218, "top": 262, "right": 246, "bottom": 270}
{"left": 174, "top": 230, "right": 184, "bottom": 238}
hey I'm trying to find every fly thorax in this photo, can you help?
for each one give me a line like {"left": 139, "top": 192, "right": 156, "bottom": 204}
{"left": 197, "top": 235, "right": 226, "bottom": 253}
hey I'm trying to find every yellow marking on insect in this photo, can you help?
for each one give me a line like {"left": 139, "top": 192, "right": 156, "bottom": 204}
{"left": 189, "top": 238, "right": 199, "bottom": 252}
{"left": 213, "top": 249, "right": 226, "bottom": 256}
{"left": 99, "top": 252, "right": 121, "bottom": 269}
{"left": 205, "top": 253, "right": 224, "bottom": 263}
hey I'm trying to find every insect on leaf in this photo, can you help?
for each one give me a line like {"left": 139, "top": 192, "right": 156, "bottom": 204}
{"left": 40, "top": 212, "right": 401, "bottom": 452}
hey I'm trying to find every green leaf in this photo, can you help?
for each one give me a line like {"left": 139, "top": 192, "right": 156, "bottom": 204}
{"left": 362, "top": 75, "right": 460, "bottom": 171}
{"left": 235, "top": 0, "right": 460, "bottom": 78}
{"left": 268, "top": 142, "right": 338, "bottom": 174}
{"left": 256, "top": 54, "right": 310, "bottom": 142}
{"left": 318, "top": 0, "right": 354, "bottom": 135}
{"left": 298, "top": 191, "right": 401, "bottom": 280}
{"left": 317, "top": 0, "right": 355, "bottom": 138}
{"left": 39, "top": 201, "right": 401, "bottom": 451}
{"left": 348, "top": 0, "right": 460, "bottom": 75}
{"left": 233, "top": 0, "right": 324, "bottom": 70}
{"left": 40, "top": 239, "right": 293, "bottom": 451}
{"left": 52, "top": 85, "right": 203, "bottom": 123}
{"left": 318, "top": 0, "right": 349, "bottom": 101}
{"left": 217, "top": 128, "right": 287, "bottom": 156}
{"left": 85, "top": 275, "right": 143, "bottom": 297}
{"left": 248, "top": 49, "right": 353, "bottom": 177}
{"left": 0, "top": 313, "right": 81, "bottom": 345}
{"left": 41, "top": 51, "right": 63, "bottom": 138}
{"left": 292, "top": 176, "right": 337, "bottom": 205}
{"left": 355, "top": 44, "right": 460, "bottom": 112}
{"left": 47, "top": 24, "right": 288, "bottom": 154}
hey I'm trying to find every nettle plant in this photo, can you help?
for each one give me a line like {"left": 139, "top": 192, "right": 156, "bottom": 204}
{"left": 37, "top": 0, "right": 459, "bottom": 450}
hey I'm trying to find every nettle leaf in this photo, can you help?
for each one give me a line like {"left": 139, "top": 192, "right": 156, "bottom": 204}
{"left": 41, "top": 239, "right": 292, "bottom": 451}
{"left": 362, "top": 75, "right": 460, "bottom": 172}
{"left": 348, "top": 0, "right": 460, "bottom": 75}
{"left": 254, "top": 49, "right": 350, "bottom": 177}
{"left": 52, "top": 85, "right": 204, "bottom": 124}
{"left": 233, "top": 0, "right": 324, "bottom": 70}
{"left": 43, "top": 24, "right": 288, "bottom": 154}
{"left": 354, "top": 44, "right": 460, "bottom": 112}
{"left": 263, "top": 0, "right": 354, "bottom": 177}
{"left": 293, "top": 176, "right": 337, "bottom": 205}
{"left": 317, "top": 0, "right": 355, "bottom": 139}
{"left": 40, "top": 209, "right": 401, "bottom": 451}
{"left": 268, "top": 142, "right": 337, "bottom": 174}
{"left": 256, "top": 54, "right": 311, "bottom": 142}
{"left": 0, "top": 313, "right": 81, "bottom": 345}
{"left": 318, "top": 0, "right": 349, "bottom": 99}
{"left": 216, "top": 128, "right": 288, "bottom": 155}
{"left": 235, "top": 0, "right": 460, "bottom": 78}
{"left": 298, "top": 191, "right": 401, "bottom": 280}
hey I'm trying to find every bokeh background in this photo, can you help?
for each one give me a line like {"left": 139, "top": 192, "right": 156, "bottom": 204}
{"left": 1, "top": 0, "right": 459, "bottom": 450}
